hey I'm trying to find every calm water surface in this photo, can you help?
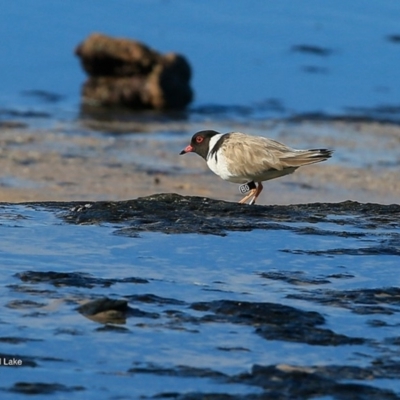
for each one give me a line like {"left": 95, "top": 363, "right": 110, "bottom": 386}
{"left": 1, "top": 1, "right": 400, "bottom": 122}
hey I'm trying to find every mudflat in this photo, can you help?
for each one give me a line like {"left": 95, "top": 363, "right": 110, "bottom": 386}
{"left": 0, "top": 120, "right": 398, "bottom": 205}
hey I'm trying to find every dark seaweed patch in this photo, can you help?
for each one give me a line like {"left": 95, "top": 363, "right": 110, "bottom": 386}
{"left": 230, "top": 364, "right": 400, "bottom": 400}
{"left": 15, "top": 270, "right": 148, "bottom": 288}
{"left": 126, "top": 362, "right": 400, "bottom": 400}
{"left": 260, "top": 270, "right": 332, "bottom": 285}
{"left": 7, "top": 382, "right": 85, "bottom": 395}
{"left": 0, "top": 337, "right": 42, "bottom": 344}
{"left": 288, "top": 287, "right": 400, "bottom": 315}
{"left": 190, "top": 300, "right": 364, "bottom": 346}
{"left": 129, "top": 362, "right": 228, "bottom": 379}
{"left": 126, "top": 293, "right": 187, "bottom": 306}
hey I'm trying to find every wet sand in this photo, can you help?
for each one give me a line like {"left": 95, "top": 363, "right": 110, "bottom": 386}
{"left": 0, "top": 119, "right": 399, "bottom": 204}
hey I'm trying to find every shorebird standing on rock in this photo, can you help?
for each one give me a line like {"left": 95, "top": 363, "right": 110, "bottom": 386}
{"left": 180, "top": 130, "right": 332, "bottom": 205}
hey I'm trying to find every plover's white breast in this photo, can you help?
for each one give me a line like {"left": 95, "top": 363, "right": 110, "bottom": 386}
{"left": 206, "top": 134, "right": 248, "bottom": 183}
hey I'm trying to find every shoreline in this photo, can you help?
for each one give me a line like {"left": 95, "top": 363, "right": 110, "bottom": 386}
{"left": 0, "top": 119, "right": 398, "bottom": 205}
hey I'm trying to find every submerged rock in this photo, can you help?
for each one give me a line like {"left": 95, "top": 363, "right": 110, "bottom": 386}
{"left": 16, "top": 270, "right": 148, "bottom": 288}
{"left": 232, "top": 364, "right": 400, "bottom": 400}
{"left": 191, "top": 299, "right": 364, "bottom": 345}
{"left": 8, "top": 382, "right": 84, "bottom": 395}
{"left": 77, "top": 297, "right": 130, "bottom": 324}
{"left": 75, "top": 33, "right": 193, "bottom": 110}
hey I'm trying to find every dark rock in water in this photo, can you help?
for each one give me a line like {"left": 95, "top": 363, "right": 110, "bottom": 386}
{"left": 77, "top": 297, "right": 129, "bottom": 324}
{"left": 76, "top": 33, "right": 159, "bottom": 77}
{"left": 60, "top": 193, "right": 400, "bottom": 238}
{"left": 75, "top": 33, "right": 193, "bottom": 110}
{"left": 127, "top": 361, "right": 400, "bottom": 399}
{"left": 8, "top": 382, "right": 85, "bottom": 395}
{"left": 191, "top": 300, "right": 365, "bottom": 346}
{"left": 95, "top": 324, "right": 130, "bottom": 333}
{"left": 0, "top": 337, "right": 42, "bottom": 344}
{"left": 126, "top": 293, "right": 186, "bottom": 306}
{"left": 128, "top": 362, "right": 228, "bottom": 379}
{"left": 77, "top": 297, "right": 129, "bottom": 316}
{"left": 259, "top": 270, "right": 333, "bottom": 285}
{"left": 231, "top": 364, "right": 400, "bottom": 400}
{"left": 77, "top": 297, "right": 130, "bottom": 325}
{"left": 288, "top": 287, "right": 400, "bottom": 316}
{"left": 77, "top": 297, "right": 159, "bottom": 324}
{"left": 5, "top": 299, "right": 47, "bottom": 309}
{"left": 15, "top": 270, "right": 148, "bottom": 288}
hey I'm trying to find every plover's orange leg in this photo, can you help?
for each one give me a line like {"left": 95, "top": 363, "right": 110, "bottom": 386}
{"left": 239, "top": 188, "right": 257, "bottom": 204}
{"left": 248, "top": 183, "right": 263, "bottom": 205}
{"left": 239, "top": 182, "right": 263, "bottom": 205}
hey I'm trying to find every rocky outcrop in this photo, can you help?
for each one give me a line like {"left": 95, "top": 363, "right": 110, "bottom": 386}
{"left": 75, "top": 33, "right": 193, "bottom": 110}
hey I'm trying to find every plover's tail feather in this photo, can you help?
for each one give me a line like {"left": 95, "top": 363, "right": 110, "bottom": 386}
{"left": 281, "top": 148, "right": 333, "bottom": 167}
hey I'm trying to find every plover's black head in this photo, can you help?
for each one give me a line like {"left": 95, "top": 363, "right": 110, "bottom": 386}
{"left": 180, "top": 130, "right": 220, "bottom": 160}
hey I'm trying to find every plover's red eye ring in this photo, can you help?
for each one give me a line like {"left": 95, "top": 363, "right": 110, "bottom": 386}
{"left": 196, "top": 136, "right": 203, "bottom": 143}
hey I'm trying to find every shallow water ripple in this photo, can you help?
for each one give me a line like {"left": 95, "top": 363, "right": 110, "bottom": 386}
{"left": 0, "top": 195, "right": 400, "bottom": 399}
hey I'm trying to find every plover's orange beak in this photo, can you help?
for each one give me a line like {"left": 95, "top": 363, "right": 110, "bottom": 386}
{"left": 179, "top": 145, "right": 193, "bottom": 155}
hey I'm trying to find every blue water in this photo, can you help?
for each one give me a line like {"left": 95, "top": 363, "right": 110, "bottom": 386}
{"left": 1, "top": 0, "right": 400, "bottom": 119}
{"left": 0, "top": 205, "right": 400, "bottom": 397}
